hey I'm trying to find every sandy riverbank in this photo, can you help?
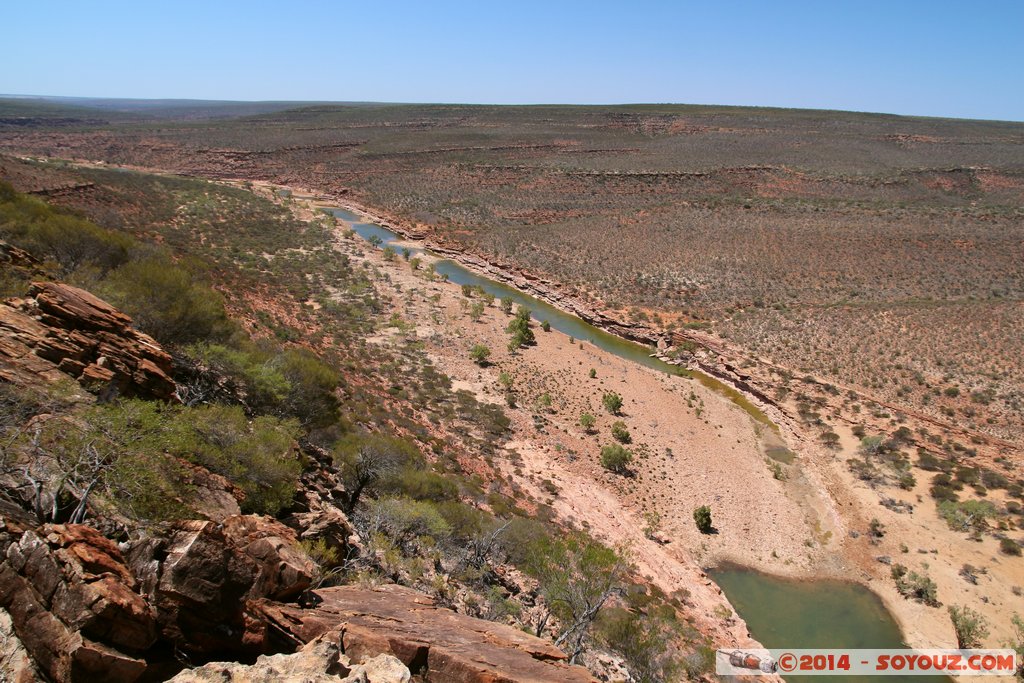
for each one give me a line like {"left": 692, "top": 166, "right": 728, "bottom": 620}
{"left": 70, "top": 166, "right": 1018, "bottom": 666}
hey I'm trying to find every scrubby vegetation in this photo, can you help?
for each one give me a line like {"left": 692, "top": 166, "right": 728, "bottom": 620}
{"left": 600, "top": 443, "right": 633, "bottom": 474}
{"left": 693, "top": 505, "right": 713, "bottom": 534}
{"left": 0, "top": 165, "right": 707, "bottom": 681}
{"left": 948, "top": 605, "right": 990, "bottom": 648}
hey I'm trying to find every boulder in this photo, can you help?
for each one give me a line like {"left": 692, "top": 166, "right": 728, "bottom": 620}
{"left": 176, "top": 459, "right": 243, "bottom": 522}
{"left": 128, "top": 520, "right": 261, "bottom": 654}
{"left": 0, "top": 281, "right": 176, "bottom": 401}
{"left": 221, "top": 515, "right": 317, "bottom": 601}
{"left": 0, "top": 524, "right": 155, "bottom": 682}
{"left": 127, "top": 515, "right": 315, "bottom": 654}
{"left": 167, "top": 633, "right": 411, "bottom": 683}
{"left": 283, "top": 451, "right": 362, "bottom": 557}
{"left": 259, "top": 584, "right": 596, "bottom": 682}
{"left": 0, "top": 606, "right": 42, "bottom": 683}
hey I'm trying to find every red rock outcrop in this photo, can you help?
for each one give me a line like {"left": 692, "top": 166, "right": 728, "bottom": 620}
{"left": 259, "top": 584, "right": 597, "bottom": 683}
{"left": 0, "top": 281, "right": 177, "bottom": 401}
{"left": 168, "top": 633, "right": 411, "bottom": 683}
{"left": 0, "top": 523, "right": 157, "bottom": 682}
{"left": 126, "top": 515, "right": 316, "bottom": 655}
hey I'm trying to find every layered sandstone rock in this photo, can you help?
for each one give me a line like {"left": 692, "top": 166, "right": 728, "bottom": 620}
{"left": 126, "top": 515, "right": 316, "bottom": 655}
{"left": 0, "top": 281, "right": 177, "bottom": 401}
{"left": 169, "top": 634, "right": 411, "bottom": 683}
{"left": 0, "top": 523, "right": 156, "bottom": 682}
{"left": 259, "top": 584, "right": 597, "bottom": 683}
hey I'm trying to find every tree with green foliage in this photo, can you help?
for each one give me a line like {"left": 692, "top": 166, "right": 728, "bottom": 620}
{"left": 469, "top": 300, "right": 486, "bottom": 321}
{"left": 470, "top": 343, "right": 491, "bottom": 366}
{"left": 101, "top": 255, "right": 233, "bottom": 346}
{"left": 0, "top": 185, "right": 133, "bottom": 277}
{"left": 600, "top": 444, "right": 633, "bottom": 474}
{"left": 693, "top": 505, "right": 713, "bottom": 534}
{"left": 611, "top": 421, "right": 631, "bottom": 444}
{"left": 333, "top": 433, "right": 423, "bottom": 514}
{"left": 602, "top": 391, "right": 624, "bottom": 415}
{"left": 948, "top": 605, "right": 990, "bottom": 648}
{"left": 937, "top": 499, "right": 996, "bottom": 533}
{"left": 541, "top": 320, "right": 551, "bottom": 332}
{"left": 500, "top": 298, "right": 514, "bottom": 315}
{"left": 579, "top": 412, "right": 597, "bottom": 434}
{"left": 506, "top": 306, "right": 535, "bottom": 349}
{"left": 19, "top": 400, "right": 187, "bottom": 523}
{"left": 176, "top": 404, "right": 302, "bottom": 515}
{"left": 891, "top": 564, "right": 939, "bottom": 606}
{"left": 597, "top": 607, "right": 681, "bottom": 683}
{"left": 524, "top": 532, "right": 627, "bottom": 663}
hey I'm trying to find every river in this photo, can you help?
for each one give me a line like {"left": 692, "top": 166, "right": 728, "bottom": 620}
{"left": 329, "top": 205, "right": 930, "bottom": 681}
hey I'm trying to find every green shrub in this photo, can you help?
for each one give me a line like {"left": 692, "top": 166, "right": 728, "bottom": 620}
{"left": 385, "top": 467, "right": 459, "bottom": 502}
{"left": 1000, "top": 537, "right": 1021, "bottom": 556}
{"left": 470, "top": 344, "right": 491, "bottom": 366}
{"left": 520, "top": 530, "right": 625, "bottom": 661}
{"left": 611, "top": 421, "right": 632, "bottom": 444}
{"left": 579, "top": 412, "right": 596, "bottom": 433}
{"left": 333, "top": 433, "right": 424, "bottom": 512}
{"left": 930, "top": 473, "right": 961, "bottom": 502}
{"left": 597, "top": 607, "right": 680, "bottom": 683}
{"left": 602, "top": 392, "right": 624, "bottom": 415}
{"left": 173, "top": 404, "right": 302, "bottom": 515}
{"left": 365, "top": 496, "right": 452, "bottom": 547}
{"left": 891, "top": 564, "right": 939, "bottom": 606}
{"left": 275, "top": 348, "right": 341, "bottom": 427}
{"left": 937, "top": 499, "right": 997, "bottom": 532}
{"left": 0, "top": 188, "right": 132, "bottom": 275}
{"left": 29, "top": 400, "right": 189, "bottom": 522}
{"left": 100, "top": 255, "right": 232, "bottom": 345}
{"left": 947, "top": 605, "right": 989, "bottom": 648}
{"left": 506, "top": 307, "right": 535, "bottom": 348}
{"left": 918, "top": 451, "right": 953, "bottom": 472}
{"left": 693, "top": 505, "right": 713, "bottom": 534}
{"left": 435, "top": 501, "right": 488, "bottom": 541}
{"left": 600, "top": 443, "right": 633, "bottom": 474}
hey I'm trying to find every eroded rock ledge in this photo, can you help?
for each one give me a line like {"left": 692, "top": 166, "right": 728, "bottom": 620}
{"left": 260, "top": 584, "right": 596, "bottom": 682}
{"left": 0, "top": 281, "right": 177, "bottom": 401}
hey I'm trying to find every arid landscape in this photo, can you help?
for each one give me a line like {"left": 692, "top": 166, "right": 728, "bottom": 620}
{"left": 1, "top": 96, "right": 1022, "bottom": 683}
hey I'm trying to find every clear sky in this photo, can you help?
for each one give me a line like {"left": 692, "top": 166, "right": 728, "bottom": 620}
{"left": 4, "top": 0, "right": 1023, "bottom": 121}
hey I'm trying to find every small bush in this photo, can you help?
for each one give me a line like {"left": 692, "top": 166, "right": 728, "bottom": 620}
{"left": 470, "top": 344, "right": 491, "bottom": 366}
{"left": 174, "top": 404, "right": 302, "bottom": 515}
{"left": 947, "top": 605, "right": 989, "bottom": 648}
{"left": 101, "top": 255, "right": 232, "bottom": 346}
{"left": 364, "top": 496, "right": 452, "bottom": 548}
{"left": 693, "top": 505, "right": 713, "bottom": 534}
{"left": 891, "top": 564, "right": 939, "bottom": 606}
{"left": 600, "top": 443, "right": 633, "bottom": 474}
{"left": 937, "top": 499, "right": 997, "bottom": 532}
{"left": 602, "top": 391, "right": 624, "bottom": 415}
{"left": 1000, "top": 537, "right": 1022, "bottom": 556}
{"left": 611, "top": 421, "right": 631, "bottom": 444}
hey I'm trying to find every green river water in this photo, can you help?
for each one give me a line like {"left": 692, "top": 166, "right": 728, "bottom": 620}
{"left": 331, "top": 206, "right": 933, "bottom": 681}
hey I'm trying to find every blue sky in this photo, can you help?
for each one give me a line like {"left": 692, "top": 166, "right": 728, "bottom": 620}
{"left": 4, "top": 0, "right": 1023, "bottom": 121}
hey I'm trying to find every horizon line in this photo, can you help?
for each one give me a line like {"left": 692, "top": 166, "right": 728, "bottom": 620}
{"left": 3, "top": 93, "right": 1022, "bottom": 125}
